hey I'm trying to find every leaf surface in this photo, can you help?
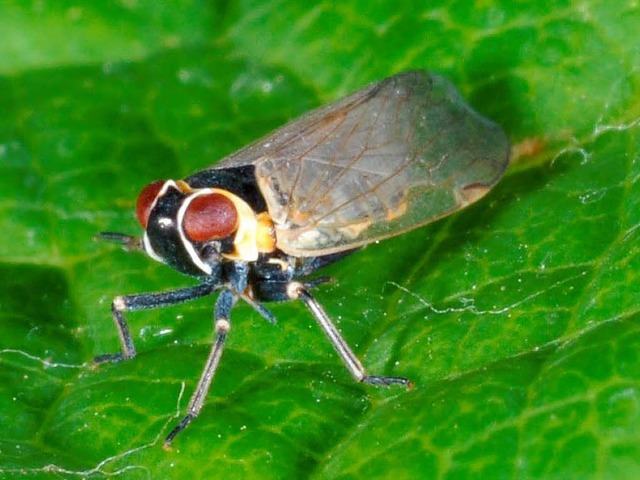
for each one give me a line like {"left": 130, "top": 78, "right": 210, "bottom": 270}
{"left": 1, "top": 1, "right": 639, "bottom": 478}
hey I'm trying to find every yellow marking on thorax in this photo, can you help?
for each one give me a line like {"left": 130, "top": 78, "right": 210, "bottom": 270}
{"left": 256, "top": 212, "right": 277, "bottom": 253}
{"left": 210, "top": 190, "right": 276, "bottom": 262}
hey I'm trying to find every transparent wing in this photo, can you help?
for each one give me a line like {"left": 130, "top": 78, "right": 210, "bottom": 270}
{"left": 217, "top": 70, "right": 510, "bottom": 256}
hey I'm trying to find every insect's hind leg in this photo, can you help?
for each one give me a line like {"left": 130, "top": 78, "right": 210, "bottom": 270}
{"left": 287, "top": 281, "right": 411, "bottom": 387}
{"left": 94, "top": 282, "right": 218, "bottom": 364}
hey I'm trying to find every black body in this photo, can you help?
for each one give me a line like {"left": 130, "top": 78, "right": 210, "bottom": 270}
{"left": 146, "top": 165, "right": 356, "bottom": 297}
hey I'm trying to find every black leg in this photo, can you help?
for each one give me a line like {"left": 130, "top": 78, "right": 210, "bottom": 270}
{"left": 287, "top": 282, "right": 411, "bottom": 387}
{"left": 164, "top": 289, "right": 236, "bottom": 446}
{"left": 94, "top": 282, "right": 218, "bottom": 364}
{"left": 240, "top": 291, "right": 276, "bottom": 324}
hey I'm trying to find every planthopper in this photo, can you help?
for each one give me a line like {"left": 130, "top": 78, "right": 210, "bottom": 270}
{"left": 95, "top": 70, "right": 510, "bottom": 446}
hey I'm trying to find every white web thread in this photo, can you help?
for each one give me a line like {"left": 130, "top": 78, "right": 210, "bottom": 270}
{"left": 0, "top": 347, "right": 188, "bottom": 478}
{"left": 386, "top": 269, "right": 589, "bottom": 316}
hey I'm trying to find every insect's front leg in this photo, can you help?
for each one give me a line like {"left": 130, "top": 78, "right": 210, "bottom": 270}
{"left": 163, "top": 261, "right": 248, "bottom": 445}
{"left": 164, "top": 288, "right": 236, "bottom": 446}
{"left": 94, "top": 282, "right": 218, "bottom": 364}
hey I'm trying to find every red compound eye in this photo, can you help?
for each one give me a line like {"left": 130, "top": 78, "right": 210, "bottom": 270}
{"left": 183, "top": 193, "right": 239, "bottom": 242}
{"left": 136, "top": 180, "right": 165, "bottom": 228}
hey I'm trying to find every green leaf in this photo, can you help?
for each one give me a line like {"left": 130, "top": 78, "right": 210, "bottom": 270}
{"left": 1, "top": 0, "right": 639, "bottom": 478}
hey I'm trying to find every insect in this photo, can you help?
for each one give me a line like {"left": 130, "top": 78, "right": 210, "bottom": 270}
{"left": 96, "top": 70, "right": 510, "bottom": 446}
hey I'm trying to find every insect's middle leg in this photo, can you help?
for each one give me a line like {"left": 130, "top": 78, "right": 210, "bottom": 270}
{"left": 95, "top": 282, "right": 218, "bottom": 364}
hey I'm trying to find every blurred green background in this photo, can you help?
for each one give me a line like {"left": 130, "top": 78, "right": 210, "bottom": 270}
{"left": 1, "top": 0, "right": 639, "bottom": 478}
